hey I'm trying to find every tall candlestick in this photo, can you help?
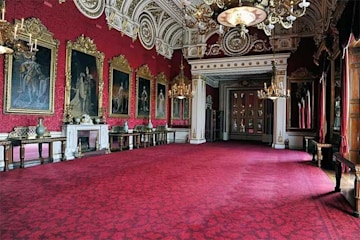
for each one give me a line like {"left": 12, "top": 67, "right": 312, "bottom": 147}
{"left": 21, "top": 18, "right": 24, "bottom": 29}
{"left": 14, "top": 25, "right": 18, "bottom": 39}
{"left": 1, "top": 8, "right": 5, "bottom": 21}
{"left": 29, "top": 34, "right": 32, "bottom": 44}
{"left": 34, "top": 39, "right": 37, "bottom": 50}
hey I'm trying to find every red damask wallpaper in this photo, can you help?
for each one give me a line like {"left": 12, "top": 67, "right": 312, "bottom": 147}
{"left": 0, "top": 0, "right": 189, "bottom": 132}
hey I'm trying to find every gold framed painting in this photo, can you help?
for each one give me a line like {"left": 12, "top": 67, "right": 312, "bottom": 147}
{"left": 182, "top": 98, "right": 190, "bottom": 119}
{"left": 136, "top": 65, "right": 153, "bottom": 118}
{"left": 65, "top": 35, "right": 104, "bottom": 119}
{"left": 171, "top": 98, "right": 181, "bottom": 120}
{"left": 155, "top": 72, "right": 167, "bottom": 119}
{"left": 4, "top": 18, "right": 59, "bottom": 114}
{"left": 109, "top": 55, "right": 132, "bottom": 118}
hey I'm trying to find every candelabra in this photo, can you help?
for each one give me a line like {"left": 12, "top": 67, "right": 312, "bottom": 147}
{"left": 257, "top": 60, "right": 290, "bottom": 101}
{"left": 0, "top": 0, "right": 38, "bottom": 55}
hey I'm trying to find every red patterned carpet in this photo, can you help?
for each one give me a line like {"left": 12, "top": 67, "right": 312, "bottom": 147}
{"left": 1, "top": 142, "right": 359, "bottom": 239}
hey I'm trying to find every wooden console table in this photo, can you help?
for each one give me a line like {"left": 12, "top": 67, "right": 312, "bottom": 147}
{"left": 309, "top": 139, "right": 332, "bottom": 168}
{"left": 0, "top": 140, "right": 12, "bottom": 172}
{"left": 11, "top": 137, "right": 67, "bottom": 168}
{"left": 109, "top": 132, "right": 140, "bottom": 151}
{"left": 333, "top": 152, "right": 360, "bottom": 218}
{"left": 139, "top": 132, "right": 155, "bottom": 148}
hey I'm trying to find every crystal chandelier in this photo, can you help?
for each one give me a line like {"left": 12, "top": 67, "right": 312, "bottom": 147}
{"left": 257, "top": 59, "right": 290, "bottom": 101}
{"left": 168, "top": 56, "right": 192, "bottom": 100}
{"left": 185, "top": 0, "right": 310, "bottom": 37}
{"left": 0, "top": 0, "right": 37, "bottom": 55}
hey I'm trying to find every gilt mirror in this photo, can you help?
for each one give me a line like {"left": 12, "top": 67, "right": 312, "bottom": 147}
{"left": 287, "top": 68, "right": 317, "bottom": 131}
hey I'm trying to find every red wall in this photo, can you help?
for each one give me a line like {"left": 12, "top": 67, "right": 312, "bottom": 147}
{"left": 0, "top": 0, "right": 183, "bottom": 132}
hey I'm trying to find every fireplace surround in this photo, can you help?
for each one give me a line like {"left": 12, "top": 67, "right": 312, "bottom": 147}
{"left": 62, "top": 124, "right": 109, "bottom": 160}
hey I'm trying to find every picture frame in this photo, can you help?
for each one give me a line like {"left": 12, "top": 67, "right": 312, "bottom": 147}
{"left": 65, "top": 35, "right": 104, "bottom": 119}
{"left": 4, "top": 18, "right": 59, "bottom": 114}
{"left": 155, "top": 72, "right": 167, "bottom": 119}
{"left": 171, "top": 98, "right": 181, "bottom": 119}
{"left": 136, "top": 65, "right": 153, "bottom": 118}
{"left": 109, "top": 55, "right": 132, "bottom": 117}
{"left": 287, "top": 68, "right": 317, "bottom": 131}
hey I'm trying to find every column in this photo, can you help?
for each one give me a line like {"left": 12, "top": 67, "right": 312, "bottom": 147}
{"left": 272, "top": 72, "right": 287, "bottom": 149}
{"left": 190, "top": 75, "right": 206, "bottom": 144}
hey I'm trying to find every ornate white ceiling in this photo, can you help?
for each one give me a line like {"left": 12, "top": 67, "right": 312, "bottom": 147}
{"left": 69, "top": 0, "right": 345, "bottom": 60}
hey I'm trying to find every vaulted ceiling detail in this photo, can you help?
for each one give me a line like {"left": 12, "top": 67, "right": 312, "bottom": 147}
{"left": 70, "top": 0, "right": 347, "bottom": 59}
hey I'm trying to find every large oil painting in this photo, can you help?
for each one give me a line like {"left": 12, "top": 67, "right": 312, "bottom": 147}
{"left": 182, "top": 98, "right": 190, "bottom": 119}
{"left": 155, "top": 72, "right": 167, "bottom": 119}
{"left": 65, "top": 35, "right": 104, "bottom": 119}
{"left": 171, "top": 98, "right": 181, "bottom": 119}
{"left": 109, "top": 55, "right": 132, "bottom": 117}
{"left": 136, "top": 65, "right": 153, "bottom": 118}
{"left": 4, "top": 18, "right": 59, "bottom": 114}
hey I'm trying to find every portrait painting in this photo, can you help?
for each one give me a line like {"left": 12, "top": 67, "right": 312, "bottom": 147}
{"left": 172, "top": 98, "right": 181, "bottom": 119}
{"left": 109, "top": 55, "right": 132, "bottom": 118}
{"left": 182, "top": 98, "right": 189, "bottom": 119}
{"left": 136, "top": 65, "right": 153, "bottom": 118}
{"left": 155, "top": 72, "right": 167, "bottom": 119}
{"left": 65, "top": 35, "right": 104, "bottom": 118}
{"left": 4, "top": 18, "right": 59, "bottom": 114}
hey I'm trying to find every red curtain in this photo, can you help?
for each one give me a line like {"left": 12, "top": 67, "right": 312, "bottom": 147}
{"left": 319, "top": 73, "right": 326, "bottom": 143}
{"left": 339, "top": 34, "right": 353, "bottom": 157}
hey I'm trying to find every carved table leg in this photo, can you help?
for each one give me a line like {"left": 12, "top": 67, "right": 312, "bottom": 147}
{"left": 49, "top": 142, "right": 54, "bottom": 162}
{"left": 20, "top": 144, "right": 25, "bottom": 168}
{"left": 120, "top": 136, "right": 124, "bottom": 151}
{"left": 61, "top": 140, "right": 66, "bottom": 161}
{"left": 39, "top": 143, "right": 44, "bottom": 164}
{"left": 136, "top": 135, "right": 140, "bottom": 149}
{"left": 317, "top": 146, "right": 322, "bottom": 168}
{"left": 354, "top": 167, "right": 360, "bottom": 218}
{"left": 334, "top": 160, "right": 342, "bottom": 192}
{"left": 3, "top": 145, "right": 10, "bottom": 172}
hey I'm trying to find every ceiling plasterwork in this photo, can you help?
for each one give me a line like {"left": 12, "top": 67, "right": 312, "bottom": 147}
{"left": 74, "top": 0, "right": 105, "bottom": 19}
{"left": 75, "top": 1, "right": 346, "bottom": 59}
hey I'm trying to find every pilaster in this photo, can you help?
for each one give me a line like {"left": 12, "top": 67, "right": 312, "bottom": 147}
{"left": 272, "top": 71, "right": 288, "bottom": 149}
{"left": 190, "top": 75, "right": 206, "bottom": 144}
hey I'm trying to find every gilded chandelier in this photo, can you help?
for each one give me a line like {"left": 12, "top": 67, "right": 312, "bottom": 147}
{"left": 168, "top": 57, "right": 192, "bottom": 100}
{"left": 169, "top": 3, "right": 193, "bottom": 100}
{"left": 184, "top": 0, "right": 310, "bottom": 37}
{"left": 257, "top": 60, "right": 290, "bottom": 101}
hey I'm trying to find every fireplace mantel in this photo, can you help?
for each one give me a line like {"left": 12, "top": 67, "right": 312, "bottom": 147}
{"left": 62, "top": 124, "right": 109, "bottom": 160}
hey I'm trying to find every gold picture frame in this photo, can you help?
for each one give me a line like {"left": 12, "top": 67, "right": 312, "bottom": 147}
{"left": 109, "top": 55, "right": 132, "bottom": 118}
{"left": 136, "top": 64, "right": 153, "bottom": 118}
{"left": 65, "top": 35, "right": 104, "bottom": 119}
{"left": 155, "top": 72, "right": 167, "bottom": 119}
{"left": 4, "top": 18, "right": 59, "bottom": 115}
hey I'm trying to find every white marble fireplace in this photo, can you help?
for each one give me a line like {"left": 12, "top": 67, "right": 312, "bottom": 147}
{"left": 62, "top": 124, "right": 109, "bottom": 160}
